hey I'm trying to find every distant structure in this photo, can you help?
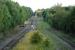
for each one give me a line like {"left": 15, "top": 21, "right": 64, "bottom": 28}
{"left": 35, "top": 9, "right": 43, "bottom": 16}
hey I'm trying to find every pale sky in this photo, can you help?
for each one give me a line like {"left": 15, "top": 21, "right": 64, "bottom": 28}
{"left": 13, "top": 0, "right": 75, "bottom": 11}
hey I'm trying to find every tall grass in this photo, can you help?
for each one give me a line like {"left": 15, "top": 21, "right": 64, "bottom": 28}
{"left": 12, "top": 31, "right": 54, "bottom": 50}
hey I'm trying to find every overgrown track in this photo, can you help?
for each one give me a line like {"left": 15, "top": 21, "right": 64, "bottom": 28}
{"left": 55, "top": 32, "right": 75, "bottom": 49}
{"left": 0, "top": 25, "right": 31, "bottom": 50}
{"left": 0, "top": 16, "right": 35, "bottom": 50}
{"left": 50, "top": 29, "right": 75, "bottom": 50}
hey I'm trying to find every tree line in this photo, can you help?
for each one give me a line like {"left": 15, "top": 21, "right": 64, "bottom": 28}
{"left": 36, "top": 4, "right": 75, "bottom": 35}
{"left": 0, "top": 0, "right": 33, "bottom": 37}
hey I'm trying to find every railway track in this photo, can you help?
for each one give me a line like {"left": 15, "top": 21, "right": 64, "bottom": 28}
{"left": 37, "top": 16, "right": 75, "bottom": 50}
{"left": 50, "top": 29, "right": 75, "bottom": 50}
{"left": 55, "top": 33, "right": 75, "bottom": 50}
{"left": 0, "top": 16, "right": 37, "bottom": 50}
{"left": 0, "top": 16, "right": 35, "bottom": 50}
{"left": 0, "top": 25, "right": 32, "bottom": 50}
{"left": 1, "top": 16, "right": 75, "bottom": 50}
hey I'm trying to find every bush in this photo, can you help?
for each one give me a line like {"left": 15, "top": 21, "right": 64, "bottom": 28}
{"left": 43, "top": 38, "right": 50, "bottom": 47}
{"left": 30, "top": 31, "right": 42, "bottom": 44}
{"left": 28, "top": 31, "right": 50, "bottom": 47}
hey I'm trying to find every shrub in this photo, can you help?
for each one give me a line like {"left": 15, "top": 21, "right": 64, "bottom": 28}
{"left": 30, "top": 31, "right": 42, "bottom": 44}
{"left": 43, "top": 37, "right": 50, "bottom": 47}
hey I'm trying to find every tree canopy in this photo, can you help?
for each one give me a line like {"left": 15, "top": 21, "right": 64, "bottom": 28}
{"left": 0, "top": 0, "right": 33, "bottom": 37}
{"left": 36, "top": 4, "right": 75, "bottom": 35}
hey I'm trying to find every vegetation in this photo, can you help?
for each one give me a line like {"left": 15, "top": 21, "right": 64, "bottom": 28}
{"left": 30, "top": 31, "right": 42, "bottom": 44}
{"left": 36, "top": 4, "right": 75, "bottom": 36}
{"left": 12, "top": 31, "right": 51, "bottom": 50}
{"left": 11, "top": 15, "right": 72, "bottom": 50}
{"left": 36, "top": 17, "right": 72, "bottom": 50}
{"left": 0, "top": 0, "right": 75, "bottom": 49}
{"left": 0, "top": 0, "right": 33, "bottom": 39}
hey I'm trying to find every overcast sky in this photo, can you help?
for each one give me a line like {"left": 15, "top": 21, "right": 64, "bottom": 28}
{"left": 13, "top": 0, "right": 75, "bottom": 11}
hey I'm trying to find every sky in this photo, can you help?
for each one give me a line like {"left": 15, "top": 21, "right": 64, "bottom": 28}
{"left": 13, "top": 0, "right": 75, "bottom": 11}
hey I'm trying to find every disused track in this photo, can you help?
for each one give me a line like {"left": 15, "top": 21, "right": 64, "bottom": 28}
{"left": 0, "top": 16, "right": 35, "bottom": 50}
{"left": 50, "top": 29, "right": 75, "bottom": 50}
{"left": 55, "top": 32, "right": 75, "bottom": 50}
{"left": 1, "top": 16, "right": 75, "bottom": 50}
{"left": 0, "top": 25, "right": 32, "bottom": 50}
